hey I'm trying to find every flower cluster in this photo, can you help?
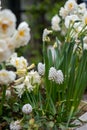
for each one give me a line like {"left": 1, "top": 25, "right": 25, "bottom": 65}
{"left": 48, "top": 67, "right": 64, "bottom": 84}
{"left": 51, "top": 0, "right": 87, "bottom": 38}
{"left": 50, "top": 0, "right": 87, "bottom": 59}
{"left": 10, "top": 103, "right": 32, "bottom": 130}
{"left": 14, "top": 70, "right": 41, "bottom": 98}
{"left": 10, "top": 120, "right": 22, "bottom": 130}
{"left": 1, "top": 0, "right": 87, "bottom": 129}
{"left": 7, "top": 53, "right": 28, "bottom": 77}
{"left": 0, "top": 9, "right": 30, "bottom": 85}
{"left": 0, "top": 7, "right": 34, "bottom": 129}
{"left": 22, "top": 103, "right": 32, "bottom": 114}
{"left": 0, "top": 9, "right": 30, "bottom": 63}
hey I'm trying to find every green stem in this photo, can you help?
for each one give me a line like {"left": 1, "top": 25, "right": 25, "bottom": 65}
{"left": 66, "top": 106, "right": 74, "bottom": 128}
{"left": 0, "top": 85, "right": 6, "bottom": 116}
{"left": 43, "top": 42, "right": 46, "bottom": 62}
{"left": 25, "top": 89, "right": 32, "bottom": 104}
{"left": 46, "top": 82, "right": 52, "bottom": 110}
{"left": 58, "top": 91, "right": 61, "bottom": 102}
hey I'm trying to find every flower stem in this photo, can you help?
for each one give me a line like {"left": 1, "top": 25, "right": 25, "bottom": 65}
{"left": 0, "top": 85, "right": 6, "bottom": 116}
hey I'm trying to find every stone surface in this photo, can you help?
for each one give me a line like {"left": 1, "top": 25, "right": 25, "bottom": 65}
{"left": 76, "top": 124, "right": 87, "bottom": 130}
{"left": 79, "top": 112, "right": 87, "bottom": 121}
{"left": 75, "top": 112, "right": 87, "bottom": 130}
{"left": 82, "top": 94, "right": 87, "bottom": 101}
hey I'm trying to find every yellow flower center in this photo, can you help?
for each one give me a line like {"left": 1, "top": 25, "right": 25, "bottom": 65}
{"left": 19, "top": 30, "right": 25, "bottom": 37}
{"left": 68, "top": 3, "right": 73, "bottom": 10}
{"left": 2, "top": 23, "right": 9, "bottom": 32}
{"left": 0, "top": 72, "right": 8, "bottom": 77}
{"left": 85, "top": 17, "right": 87, "bottom": 24}
{"left": 15, "top": 60, "right": 19, "bottom": 66}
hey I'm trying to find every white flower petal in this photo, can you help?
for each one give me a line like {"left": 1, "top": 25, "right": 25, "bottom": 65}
{"left": 0, "top": 70, "right": 16, "bottom": 85}
{"left": 0, "top": 9, "right": 16, "bottom": 38}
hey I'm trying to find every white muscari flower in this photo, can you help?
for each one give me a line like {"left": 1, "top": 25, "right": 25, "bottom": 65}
{"left": 0, "top": 70, "right": 16, "bottom": 85}
{"left": 12, "top": 22, "right": 30, "bottom": 48}
{"left": 10, "top": 120, "right": 22, "bottom": 130}
{"left": 64, "top": 0, "right": 77, "bottom": 13}
{"left": 48, "top": 67, "right": 57, "bottom": 81}
{"left": 37, "top": 62, "right": 45, "bottom": 76}
{"left": 59, "top": 7, "right": 68, "bottom": 19}
{"left": 48, "top": 67, "right": 64, "bottom": 84}
{"left": 55, "top": 70, "right": 64, "bottom": 84}
{"left": 51, "top": 14, "right": 61, "bottom": 31}
{"left": 22, "top": 104, "right": 32, "bottom": 114}
{"left": 0, "top": 39, "right": 12, "bottom": 63}
{"left": 0, "top": 9, "right": 16, "bottom": 38}
{"left": 42, "top": 28, "right": 52, "bottom": 42}
{"left": 65, "top": 14, "right": 79, "bottom": 28}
